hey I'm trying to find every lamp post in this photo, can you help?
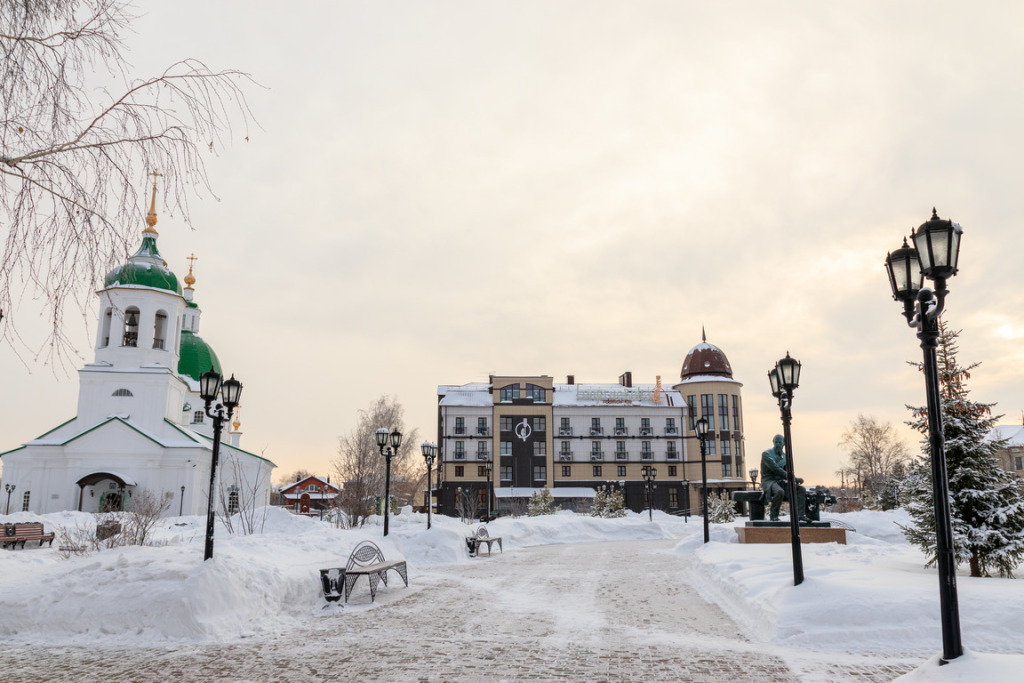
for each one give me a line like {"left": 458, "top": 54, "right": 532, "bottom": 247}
{"left": 179, "top": 485, "right": 186, "bottom": 516}
{"left": 749, "top": 468, "right": 759, "bottom": 491}
{"left": 642, "top": 466, "right": 657, "bottom": 521}
{"left": 884, "top": 208, "right": 964, "bottom": 662}
{"left": 696, "top": 417, "right": 710, "bottom": 543}
{"left": 680, "top": 479, "right": 690, "bottom": 522}
{"left": 485, "top": 459, "right": 493, "bottom": 521}
{"left": 198, "top": 368, "right": 242, "bottom": 562}
{"left": 4, "top": 483, "right": 15, "bottom": 515}
{"left": 421, "top": 441, "right": 437, "bottom": 529}
{"left": 768, "top": 352, "right": 804, "bottom": 586}
{"left": 375, "top": 427, "right": 402, "bottom": 537}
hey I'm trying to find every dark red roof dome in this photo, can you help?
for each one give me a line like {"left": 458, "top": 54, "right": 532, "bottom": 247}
{"left": 680, "top": 332, "right": 733, "bottom": 380}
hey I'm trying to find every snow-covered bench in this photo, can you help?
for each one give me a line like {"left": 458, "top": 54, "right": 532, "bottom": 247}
{"left": 343, "top": 540, "right": 408, "bottom": 603}
{"left": 469, "top": 525, "right": 502, "bottom": 556}
{"left": 2, "top": 522, "right": 55, "bottom": 549}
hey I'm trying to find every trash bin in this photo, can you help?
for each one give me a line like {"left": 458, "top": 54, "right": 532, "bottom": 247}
{"left": 465, "top": 536, "right": 478, "bottom": 557}
{"left": 320, "top": 568, "right": 344, "bottom": 602}
{"left": 96, "top": 521, "right": 121, "bottom": 541}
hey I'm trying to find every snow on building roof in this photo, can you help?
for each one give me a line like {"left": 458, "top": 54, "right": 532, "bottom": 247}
{"left": 552, "top": 383, "right": 682, "bottom": 407}
{"left": 438, "top": 387, "right": 494, "bottom": 407}
{"left": 988, "top": 425, "right": 1024, "bottom": 447}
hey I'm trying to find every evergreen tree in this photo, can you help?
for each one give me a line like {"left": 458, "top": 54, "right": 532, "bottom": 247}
{"left": 707, "top": 491, "right": 736, "bottom": 523}
{"left": 900, "top": 321, "right": 1024, "bottom": 577}
{"left": 592, "top": 487, "right": 625, "bottom": 518}
{"left": 528, "top": 487, "right": 557, "bottom": 516}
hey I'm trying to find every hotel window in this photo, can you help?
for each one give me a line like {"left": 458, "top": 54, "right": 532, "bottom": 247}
{"left": 668, "top": 465, "right": 677, "bottom": 476}
{"left": 669, "top": 489, "right": 678, "bottom": 507}
{"left": 615, "top": 441, "right": 626, "bottom": 458}
{"left": 500, "top": 466, "right": 512, "bottom": 481}
{"left": 532, "top": 416, "right": 546, "bottom": 432}
{"left": 478, "top": 417, "right": 488, "bottom": 435}
{"left": 706, "top": 439, "right": 716, "bottom": 456}
{"left": 501, "top": 416, "right": 513, "bottom": 431}
{"left": 615, "top": 417, "right": 625, "bottom": 434}
{"left": 687, "top": 395, "right": 697, "bottom": 430}
{"left": 478, "top": 465, "right": 487, "bottom": 477}
{"left": 591, "top": 417, "right": 602, "bottom": 434}
{"left": 560, "top": 417, "right": 571, "bottom": 434}
{"left": 1016, "top": 456, "right": 1023, "bottom": 470}
{"left": 732, "top": 395, "right": 741, "bottom": 432}
{"left": 500, "top": 441, "right": 512, "bottom": 457}
{"left": 562, "top": 465, "right": 571, "bottom": 477}
{"left": 592, "top": 466, "right": 602, "bottom": 477}
{"left": 617, "top": 465, "right": 626, "bottom": 477}
{"left": 667, "top": 442, "right": 678, "bottom": 458}
{"left": 641, "top": 441, "right": 652, "bottom": 459}
{"left": 640, "top": 417, "right": 651, "bottom": 435}
{"left": 533, "top": 441, "right": 546, "bottom": 457}
{"left": 721, "top": 440, "right": 731, "bottom": 457}
{"left": 526, "top": 384, "right": 545, "bottom": 401}
{"left": 560, "top": 441, "right": 571, "bottom": 455}
{"left": 454, "top": 441, "right": 465, "bottom": 459}
{"left": 666, "top": 417, "right": 677, "bottom": 434}
{"left": 591, "top": 441, "right": 602, "bottom": 455}
{"left": 477, "top": 441, "right": 489, "bottom": 458}
{"left": 478, "top": 489, "right": 488, "bottom": 507}
{"left": 701, "top": 394, "right": 715, "bottom": 432}
{"left": 455, "top": 417, "right": 465, "bottom": 434}
{"left": 533, "top": 465, "right": 546, "bottom": 481}
{"left": 499, "top": 384, "right": 520, "bottom": 401}
{"left": 722, "top": 462, "right": 732, "bottom": 477}
{"left": 455, "top": 466, "right": 464, "bottom": 477}
{"left": 719, "top": 394, "right": 729, "bottom": 431}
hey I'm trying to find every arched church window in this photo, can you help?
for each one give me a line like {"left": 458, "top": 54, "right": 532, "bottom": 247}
{"left": 122, "top": 307, "right": 140, "bottom": 347}
{"left": 22, "top": 491, "right": 30, "bottom": 512}
{"left": 101, "top": 308, "right": 113, "bottom": 347}
{"left": 153, "top": 310, "right": 168, "bottom": 350}
{"left": 228, "top": 491, "right": 239, "bottom": 515}
{"left": 112, "top": 388, "right": 134, "bottom": 397}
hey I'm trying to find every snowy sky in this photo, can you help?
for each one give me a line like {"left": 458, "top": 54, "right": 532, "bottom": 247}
{"left": 3, "top": 1, "right": 1024, "bottom": 485}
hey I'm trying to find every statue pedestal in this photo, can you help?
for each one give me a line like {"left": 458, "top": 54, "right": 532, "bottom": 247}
{"left": 735, "top": 522, "right": 846, "bottom": 545}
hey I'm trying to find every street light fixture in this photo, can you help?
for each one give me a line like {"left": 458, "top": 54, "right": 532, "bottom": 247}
{"left": 642, "top": 466, "right": 657, "bottom": 521}
{"left": 199, "top": 368, "right": 242, "bottom": 561}
{"left": 4, "top": 483, "right": 15, "bottom": 515}
{"left": 421, "top": 441, "right": 437, "bottom": 529}
{"left": 884, "top": 208, "right": 963, "bottom": 663}
{"left": 485, "top": 459, "right": 493, "bottom": 521}
{"left": 375, "top": 427, "right": 402, "bottom": 536}
{"left": 696, "top": 417, "right": 710, "bottom": 543}
{"left": 749, "top": 468, "right": 759, "bottom": 490}
{"left": 768, "top": 352, "right": 804, "bottom": 586}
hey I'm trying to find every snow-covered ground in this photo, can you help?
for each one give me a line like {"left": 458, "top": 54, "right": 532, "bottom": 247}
{"left": 0, "top": 507, "right": 1020, "bottom": 681}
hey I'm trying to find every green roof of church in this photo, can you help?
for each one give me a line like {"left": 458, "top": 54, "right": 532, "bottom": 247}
{"left": 103, "top": 235, "right": 183, "bottom": 295}
{"left": 178, "top": 330, "right": 221, "bottom": 382}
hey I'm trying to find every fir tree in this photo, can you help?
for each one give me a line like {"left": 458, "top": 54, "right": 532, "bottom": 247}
{"left": 707, "top": 491, "right": 736, "bottom": 523}
{"left": 592, "top": 487, "right": 625, "bottom": 518}
{"left": 900, "top": 321, "right": 1024, "bottom": 577}
{"left": 528, "top": 487, "right": 557, "bottom": 516}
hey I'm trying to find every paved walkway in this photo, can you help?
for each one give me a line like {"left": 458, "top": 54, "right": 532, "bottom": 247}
{"left": 0, "top": 540, "right": 918, "bottom": 682}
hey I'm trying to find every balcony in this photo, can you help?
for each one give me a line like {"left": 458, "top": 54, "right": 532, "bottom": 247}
{"left": 454, "top": 427, "right": 466, "bottom": 435}
{"left": 615, "top": 450, "right": 628, "bottom": 460}
{"left": 559, "top": 427, "right": 573, "bottom": 436}
{"left": 590, "top": 451, "right": 605, "bottom": 461}
{"left": 614, "top": 427, "right": 628, "bottom": 436}
{"left": 476, "top": 452, "right": 491, "bottom": 461}
{"left": 590, "top": 427, "right": 604, "bottom": 436}
{"left": 641, "top": 451, "right": 653, "bottom": 460}
{"left": 558, "top": 452, "right": 573, "bottom": 462}
{"left": 665, "top": 427, "right": 679, "bottom": 435}
{"left": 639, "top": 428, "right": 653, "bottom": 436}
{"left": 477, "top": 427, "right": 490, "bottom": 436}
{"left": 667, "top": 451, "right": 679, "bottom": 460}
{"left": 454, "top": 452, "right": 466, "bottom": 460}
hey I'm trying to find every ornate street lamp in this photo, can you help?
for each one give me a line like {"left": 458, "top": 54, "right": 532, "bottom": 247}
{"left": 485, "top": 459, "right": 493, "bottom": 521}
{"left": 199, "top": 368, "right": 242, "bottom": 561}
{"left": 179, "top": 485, "right": 186, "bottom": 516}
{"left": 749, "top": 468, "right": 759, "bottom": 490}
{"left": 696, "top": 417, "right": 710, "bottom": 543}
{"left": 421, "top": 441, "right": 437, "bottom": 529}
{"left": 4, "top": 483, "right": 15, "bottom": 515}
{"left": 642, "top": 466, "right": 657, "bottom": 521}
{"left": 884, "top": 208, "right": 964, "bottom": 662}
{"left": 375, "top": 427, "right": 402, "bottom": 536}
{"left": 769, "top": 352, "right": 804, "bottom": 585}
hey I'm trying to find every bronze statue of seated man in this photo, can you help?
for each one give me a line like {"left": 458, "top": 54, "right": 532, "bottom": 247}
{"left": 761, "top": 434, "right": 808, "bottom": 522}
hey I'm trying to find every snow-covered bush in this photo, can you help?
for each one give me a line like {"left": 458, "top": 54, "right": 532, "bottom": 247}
{"left": 592, "top": 488, "right": 625, "bottom": 518}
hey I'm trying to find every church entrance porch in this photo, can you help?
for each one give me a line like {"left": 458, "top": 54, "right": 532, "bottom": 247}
{"left": 76, "top": 472, "right": 137, "bottom": 513}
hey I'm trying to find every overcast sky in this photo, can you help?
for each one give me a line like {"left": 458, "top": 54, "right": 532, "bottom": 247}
{"left": 3, "top": 1, "right": 1024, "bottom": 486}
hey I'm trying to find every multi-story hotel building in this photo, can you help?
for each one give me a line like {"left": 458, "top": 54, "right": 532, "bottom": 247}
{"left": 435, "top": 336, "right": 748, "bottom": 516}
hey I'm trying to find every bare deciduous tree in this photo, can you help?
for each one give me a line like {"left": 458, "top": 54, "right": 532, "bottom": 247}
{"left": 1, "top": 1, "right": 255, "bottom": 362}
{"left": 217, "top": 452, "right": 271, "bottom": 536}
{"left": 331, "top": 395, "right": 420, "bottom": 528}
{"left": 838, "top": 414, "right": 911, "bottom": 506}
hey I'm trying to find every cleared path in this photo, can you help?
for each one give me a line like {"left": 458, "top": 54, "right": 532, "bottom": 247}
{"left": 0, "top": 539, "right": 917, "bottom": 682}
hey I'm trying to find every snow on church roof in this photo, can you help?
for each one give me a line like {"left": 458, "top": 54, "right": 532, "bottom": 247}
{"left": 988, "top": 424, "right": 1024, "bottom": 448}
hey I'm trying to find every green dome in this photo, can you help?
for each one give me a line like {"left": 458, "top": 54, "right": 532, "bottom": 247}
{"left": 104, "top": 235, "right": 183, "bottom": 295}
{"left": 178, "top": 330, "right": 222, "bottom": 382}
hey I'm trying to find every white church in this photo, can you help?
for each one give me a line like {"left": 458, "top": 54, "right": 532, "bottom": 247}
{"left": 0, "top": 181, "right": 275, "bottom": 517}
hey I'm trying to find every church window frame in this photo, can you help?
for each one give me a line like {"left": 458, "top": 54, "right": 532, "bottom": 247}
{"left": 122, "top": 306, "right": 141, "bottom": 347}
{"left": 153, "top": 310, "right": 168, "bottom": 350}
{"left": 193, "top": 411, "right": 205, "bottom": 424}
{"left": 22, "top": 491, "right": 30, "bottom": 512}
{"left": 112, "top": 388, "right": 134, "bottom": 397}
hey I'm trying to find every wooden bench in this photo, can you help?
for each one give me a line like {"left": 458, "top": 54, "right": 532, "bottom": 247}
{"left": 472, "top": 525, "right": 502, "bottom": 556}
{"left": 343, "top": 540, "right": 408, "bottom": 603}
{"left": 2, "top": 522, "right": 55, "bottom": 549}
